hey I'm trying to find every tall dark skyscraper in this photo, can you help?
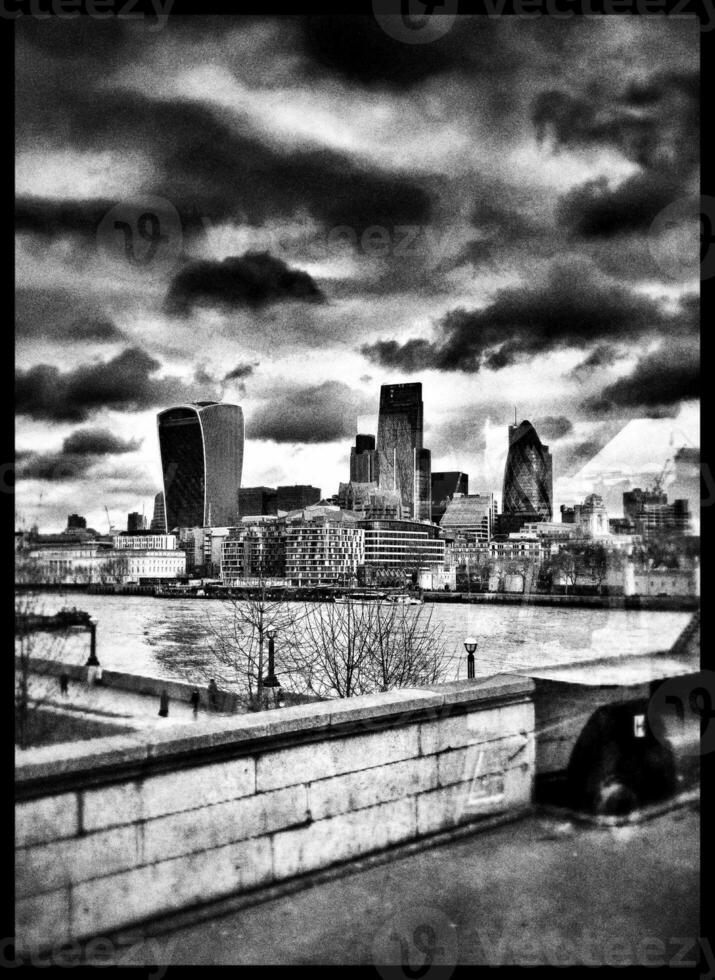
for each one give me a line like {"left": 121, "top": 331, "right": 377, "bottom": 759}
{"left": 157, "top": 402, "right": 244, "bottom": 529}
{"left": 350, "top": 434, "right": 377, "bottom": 483}
{"left": 501, "top": 420, "right": 553, "bottom": 529}
{"left": 376, "top": 382, "right": 431, "bottom": 520}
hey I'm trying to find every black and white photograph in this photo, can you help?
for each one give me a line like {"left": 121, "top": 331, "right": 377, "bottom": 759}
{"left": 14, "top": 6, "right": 702, "bottom": 969}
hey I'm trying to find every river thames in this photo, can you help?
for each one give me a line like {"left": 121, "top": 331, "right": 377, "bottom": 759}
{"left": 25, "top": 591, "right": 692, "bottom": 686}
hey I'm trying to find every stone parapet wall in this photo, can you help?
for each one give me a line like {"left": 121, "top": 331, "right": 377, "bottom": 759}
{"left": 15, "top": 676, "right": 534, "bottom": 953}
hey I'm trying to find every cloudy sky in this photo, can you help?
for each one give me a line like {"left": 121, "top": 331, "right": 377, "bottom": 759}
{"left": 15, "top": 14, "right": 699, "bottom": 532}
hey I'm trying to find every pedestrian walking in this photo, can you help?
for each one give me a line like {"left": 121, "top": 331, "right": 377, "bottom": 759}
{"left": 59, "top": 673, "right": 69, "bottom": 697}
{"left": 158, "top": 688, "right": 170, "bottom": 718}
{"left": 190, "top": 689, "right": 200, "bottom": 718}
{"left": 208, "top": 678, "right": 219, "bottom": 711}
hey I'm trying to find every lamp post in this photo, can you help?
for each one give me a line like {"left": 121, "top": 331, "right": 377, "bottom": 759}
{"left": 464, "top": 636, "right": 477, "bottom": 679}
{"left": 263, "top": 629, "right": 282, "bottom": 707}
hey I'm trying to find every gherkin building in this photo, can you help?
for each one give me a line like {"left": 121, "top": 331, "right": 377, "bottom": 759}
{"left": 501, "top": 420, "right": 553, "bottom": 524}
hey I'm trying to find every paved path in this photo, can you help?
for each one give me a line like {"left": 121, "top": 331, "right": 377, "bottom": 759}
{"left": 27, "top": 673, "right": 230, "bottom": 730}
{"left": 101, "top": 804, "right": 699, "bottom": 967}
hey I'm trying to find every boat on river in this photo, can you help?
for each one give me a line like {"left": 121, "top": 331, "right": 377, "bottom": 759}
{"left": 334, "top": 592, "right": 423, "bottom": 605}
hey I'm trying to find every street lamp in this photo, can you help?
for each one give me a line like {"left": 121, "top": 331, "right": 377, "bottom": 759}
{"left": 464, "top": 636, "right": 477, "bottom": 679}
{"left": 263, "top": 629, "right": 282, "bottom": 706}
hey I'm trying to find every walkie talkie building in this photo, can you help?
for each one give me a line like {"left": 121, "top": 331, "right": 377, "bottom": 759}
{"left": 501, "top": 419, "right": 553, "bottom": 528}
{"left": 157, "top": 402, "right": 244, "bottom": 529}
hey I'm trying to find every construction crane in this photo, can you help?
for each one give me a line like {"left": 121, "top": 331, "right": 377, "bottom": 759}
{"left": 104, "top": 506, "right": 117, "bottom": 535}
{"left": 651, "top": 457, "right": 673, "bottom": 496}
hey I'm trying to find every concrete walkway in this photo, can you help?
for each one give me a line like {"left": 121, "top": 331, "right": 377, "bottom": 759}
{"left": 95, "top": 803, "right": 699, "bottom": 967}
{"left": 26, "top": 674, "right": 231, "bottom": 731}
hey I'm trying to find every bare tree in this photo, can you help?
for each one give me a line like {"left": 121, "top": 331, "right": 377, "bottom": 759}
{"left": 15, "top": 562, "right": 84, "bottom": 748}
{"left": 294, "top": 598, "right": 456, "bottom": 699}
{"left": 293, "top": 599, "right": 377, "bottom": 698}
{"left": 178, "top": 574, "right": 306, "bottom": 711}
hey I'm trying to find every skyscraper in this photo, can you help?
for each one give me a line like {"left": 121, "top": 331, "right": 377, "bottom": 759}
{"left": 501, "top": 420, "right": 553, "bottom": 530}
{"left": 376, "top": 382, "right": 431, "bottom": 520}
{"left": 431, "top": 471, "right": 469, "bottom": 524}
{"left": 350, "top": 434, "right": 377, "bottom": 483}
{"left": 149, "top": 492, "right": 167, "bottom": 533}
{"left": 157, "top": 402, "right": 244, "bottom": 529}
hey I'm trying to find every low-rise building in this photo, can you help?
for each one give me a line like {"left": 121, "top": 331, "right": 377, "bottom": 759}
{"left": 285, "top": 510, "right": 364, "bottom": 587}
{"left": 221, "top": 520, "right": 287, "bottom": 583}
{"left": 358, "top": 518, "right": 446, "bottom": 586}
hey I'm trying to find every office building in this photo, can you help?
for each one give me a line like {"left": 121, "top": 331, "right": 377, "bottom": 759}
{"left": 127, "top": 512, "right": 146, "bottom": 533}
{"left": 113, "top": 533, "right": 177, "bottom": 550}
{"left": 350, "top": 434, "right": 378, "bottom": 484}
{"left": 277, "top": 485, "right": 321, "bottom": 511}
{"left": 431, "top": 472, "right": 468, "bottom": 524}
{"left": 358, "top": 518, "right": 445, "bottom": 585}
{"left": 338, "top": 482, "right": 403, "bottom": 519}
{"left": 376, "top": 382, "right": 431, "bottom": 521}
{"left": 501, "top": 419, "right": 553, "bottom": 531}
{"left": 440, "top": 493, "right": 494, "bottom": 543}
{"left": 149, "top": 492, "right": 167, "bottom": 533}
{"left": 623, "top": 488, "right": 692, "bottom": 536}
{"left": 157, "top": 401, "right": 244, "bottom": 529}
{"left": 239, "top": 486, "right": 278, "bottom": 517}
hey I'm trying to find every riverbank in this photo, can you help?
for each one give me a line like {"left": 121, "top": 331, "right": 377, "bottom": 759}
{"left": 421, "top": 591, "right": 699, "bottom": 611}
{"left": 16, "top": 582, "right": 699, "bottom": 612}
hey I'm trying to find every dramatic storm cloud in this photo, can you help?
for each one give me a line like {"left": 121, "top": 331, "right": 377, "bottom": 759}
{"left": 14, "top": 15, "right": 699, "bottom": 529}
{"left": 16, "top": 348, "right": 212, "bottom": 422}
{"left": 361, "top": 261, "right": 693, "bottom": 373}
{"left": 165, "top": 252, "right": 325, "bottom": 315}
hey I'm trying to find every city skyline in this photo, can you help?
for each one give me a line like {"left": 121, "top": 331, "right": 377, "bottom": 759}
{"left": 15, "top": 16, "right": 699, "bottom": 531}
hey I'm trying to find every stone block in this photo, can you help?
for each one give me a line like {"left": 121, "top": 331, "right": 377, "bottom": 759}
{"left": 419, "top": 701, "right": 534, "bottom": 757}
{"left": 15, "top": 888, "right": 71, "bottom": 956}
{"left": 142, "top": 785, "right": 308, "bottom": 864}
{"left": 15, "top": 794, "right": 79, "bottom": 848}
{"left": 272, "top": 796, "right": 416, "bottom": 880}
{"left": 308, "top": 756, "right": 438, "bottom": 821}
{"left": 416, "top": 764, "right": 532, "bottom": 837}
{"left": 16, "top": 824, "right": 141, "bottom": 900}
{"left": 437, "top": 733, "right": 535, "bottom": 788}
{"left": 256, "top": 726, "right": 419, "bottom": 793}
{"left": 81, "top": 757, "right": 256, "bottom": 831}
{"left": 71, "top": 836, "right": 273, "bottom": 939}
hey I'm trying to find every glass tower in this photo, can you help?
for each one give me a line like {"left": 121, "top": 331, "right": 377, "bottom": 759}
{"left": 376, "top": 383, "right": 431, "bottom": 520}
{"left": 501, "top": 420, "right": 553, "bottom": 526}
{"left": 157, "top": 402, "right": 244, "bottom": 529}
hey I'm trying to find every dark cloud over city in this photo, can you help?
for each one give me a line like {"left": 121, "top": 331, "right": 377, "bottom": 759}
{"left": 14, "top": 15, "right": 699, "bottom": 529}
